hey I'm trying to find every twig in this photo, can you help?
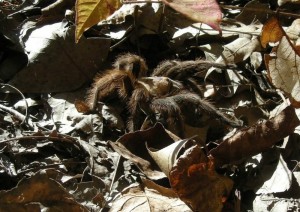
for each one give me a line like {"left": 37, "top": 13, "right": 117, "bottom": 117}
{"left": 18, "top": 161, "right": 86, "bottom": 174}
{"left": 0, "top": 104, "right": 34, "bottom": 129}
{"left": 99, "top": 154, "right": 123, "bottom": 212}
{"left": 0, "top": 135, "right": 79, "bottom": 146}
{"left": 0, "top": 83, "right": 30, "bottom": 127}
{"left": 221, "top": 5, "right": 300, "bottom": 19}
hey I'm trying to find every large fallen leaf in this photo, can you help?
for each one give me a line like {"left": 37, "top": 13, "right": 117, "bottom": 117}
{"left": 169, "top": 145, "right": 233, "bottom": 211}
{"left": 75, "top": 0, "right": 122, "bottom": 42}
{"left": 110, "top": 179, "right": 191, "bottom": 212}
{"left": 265, "top": 36, "right": 300, "bottom": 107}
{"left": 209, "top": 105, "right": 300, "bottom": 166}
{"left": 9, "top": 23, "right": 110, "bottom": 93}
{"left": 0, "top": 171, "right": 88, "bottom": 211}
{"left": 256, "top": 155, "right": 292, "bottom": 194}
{"left": 161, "top": 0, "right": 222, "bottom": 33}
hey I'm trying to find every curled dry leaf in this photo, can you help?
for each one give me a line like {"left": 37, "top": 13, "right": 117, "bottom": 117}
{"left": 147, "top": 138, "right": 193, "bottom": 178}
{"left": 109, "top": 123, "right": 179, "bottom": 180}
{"left": 161, "top": 0, "right": 222, "bottom": 33}
{"left": 110, "top": 179, "right": 191, "bottom": 212}
{"left": 209, "top": 105, "right": 300, "bottom": 166}
{"left": 265, "top": 36, "right": 300, "bottom": 107}
{"left": 169, "top": 145, "right": 233, "bottom": 212}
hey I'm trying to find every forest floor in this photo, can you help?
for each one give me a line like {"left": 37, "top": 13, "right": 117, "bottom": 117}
{"left": 1, "top": 0, "right": 300, "bottom": 211}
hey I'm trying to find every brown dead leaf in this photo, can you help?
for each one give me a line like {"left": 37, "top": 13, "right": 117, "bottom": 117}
{"left": 74, "top": 99, "right": 90, "bottom": 113}
{"left": 217, "top": 37, "right": 261, "bottom": 64}
{"left": 109, "top": 123, "right": 178, "bottom": 180}
{"left": 10, "top": 24, "right": 111, "bottom": 93}
{"left": 235, "top": 0, "right": 270, "bottom": 25}
{"left": 147, "top": 138, "right": 192, "bottom": 177}
{"left": 161, "top": 0, "right": 222, "bottom": 33}
{"left": 110, "top": 179, "right": 191, "bottom": 212}
{"left": 261, "top": 16, "right": 285, "bottom": 48}
{"left": 0, "top": 170, "right": 88, "bottom": 211}
{"left": 209, "top": 105, "right": 300, "bottom": 166}
{"left": 75, "top": 0, "right": 122, "bottom": 42}
{"left": 265, "top": 36, "right": 300, "bottom": 107}
{"left": 169, "top": 145, "right": 233, "bottom": 211}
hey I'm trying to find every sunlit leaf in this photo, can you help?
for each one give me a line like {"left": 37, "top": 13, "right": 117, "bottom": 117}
{"left": 161, "top": 0, "right": 222, "bottom": 33}
{"left": 75, "top": 0, "right": 122, "bottom": 42}
{"left": 265, "top": 36, "right": 300, "bottom": 107}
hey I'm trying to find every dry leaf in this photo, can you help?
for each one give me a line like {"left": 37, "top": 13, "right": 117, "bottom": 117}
{"left": 169, "top": 145, "right": 233, "bottom": 211}
{"left": 278, "top": 0, "right": 300, "bottom": 6}
{"left": 216, "top": 37, "right": 261, "bottom": 64}
{"left": 146, "top": 138, "right": 192, "bottom": 177}
{"left": 261, "top": 16, "right": 285, "bottom": 48}
{"left": 209, "top": 105, "right": 300, "bottom": 166}
{"left": 161, "top": 0, "right": 222, "bottom": 33}
{"left": 235, "top": 0, "right": 270, "bottom": 25}
{"left": 265, "top": 36, "right": 300, "bottom": 107}
{"left": 109, "top": 123, "right": 178, "bottom": 180}
{"left": 10, "top": 23, "right": 111, "bottom": 93}
{"left": 75, "top": 0, "right": 122, "bottom": 42}
{"left": 110, "top": 179, "right": 191, "bottom": 212}
{"left": 0, "top": 171, "right": 88, "bottom": 211}
{"left": 256, "top": 155, "right": 292, "bottom": 194}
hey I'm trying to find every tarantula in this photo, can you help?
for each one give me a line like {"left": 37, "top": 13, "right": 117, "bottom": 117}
{"left": 86, "top": 53, "right": 242, "bottom": 138}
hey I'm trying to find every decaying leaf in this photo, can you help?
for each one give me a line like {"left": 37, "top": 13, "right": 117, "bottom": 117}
{"left": 265, "top": 36, "right": 300, "bottom": 107}
{"left": 261, "top": 16, "right": 285, "bottom": 48}
{"left": 110, "top": 179, "right": 191, "bottom": 212}
{"left": 161, "top": 0, "right": 222, "bottom": 33}
{"left": 235, "top": 0, "right": 270, "bottom": 25}
{"left": 9, "top": 23, "right": 111, "bottom": 93}
{"left": 109, "top": 123, "right": 179, "bottom": 180}
{"left": 169, "top": 145, "right": 233, "bottom": 211}
{"left": 147, "top": 138, "right": 192, "bottom": 177}
{"left": 209, "top": 105, "right": 300, "bottom": 166}
{"left": 216, "top": 37, "right": 261, "bottom": 64}
{"left": 0, "top": 171, "right": 88, "bottom": 211}
{"left": 75, "top": 0, "right": 122, "bottom": 42}
{"left": 278, "top": 0, "right": 300, "bottom": 6}
{"left": 256, "top": 154, "right": 292, "bottom": 194}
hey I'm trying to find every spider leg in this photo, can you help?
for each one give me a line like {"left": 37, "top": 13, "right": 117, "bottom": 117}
{"left": 86, "top": 70, "right": 134, "bottom": 111}
{"left": 152, "top": 60, "right": 235, "bottom": 96}
{"left": 171, "top": 92, "right": 242, "bottom": 127}
{"left": 149, "top": 97, "right": 185, "bottom": 137}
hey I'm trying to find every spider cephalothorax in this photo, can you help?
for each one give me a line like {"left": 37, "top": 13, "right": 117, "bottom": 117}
{"left": 86, "top": 53, "right": 242, "bottom": 137}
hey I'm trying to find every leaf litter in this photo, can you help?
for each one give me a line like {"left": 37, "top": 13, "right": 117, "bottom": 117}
{"left": 1, "top": 0, "right": 300, "bottom": 211}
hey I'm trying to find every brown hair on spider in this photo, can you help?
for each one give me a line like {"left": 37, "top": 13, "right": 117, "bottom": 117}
{"left": 85, "top": 53, "right": 148, "bottom": 111}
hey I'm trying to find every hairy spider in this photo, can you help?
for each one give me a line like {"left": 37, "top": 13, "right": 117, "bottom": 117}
{"left": 86, "top": 53, "right": 242, "bottom": 138}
